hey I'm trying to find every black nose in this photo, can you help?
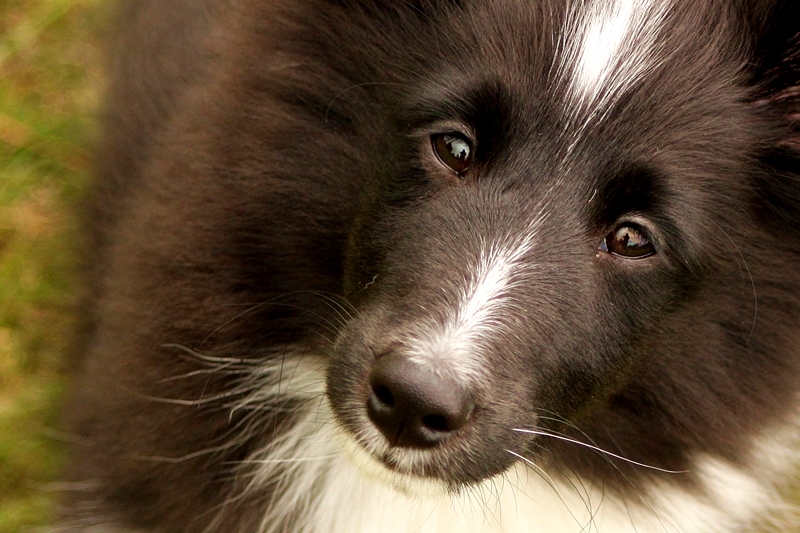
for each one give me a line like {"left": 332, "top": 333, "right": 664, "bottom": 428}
{"left": 367, "top": 353, "right": 475, "bottom": 448}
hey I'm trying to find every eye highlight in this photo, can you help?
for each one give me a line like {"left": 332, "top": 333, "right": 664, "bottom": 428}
{"left": 431, "top": 133, "right": 473, "bottom": 174}
{"left": 599, "top": 224, "right": 656, "bottom": 259}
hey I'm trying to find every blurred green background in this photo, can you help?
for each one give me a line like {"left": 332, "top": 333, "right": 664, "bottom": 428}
{"left": 0, "top": 0, "right": 104, "bottom": 530}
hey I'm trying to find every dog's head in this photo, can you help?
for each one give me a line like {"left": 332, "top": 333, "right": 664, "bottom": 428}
{"left": 311, "top": 0, "right": 800, "bottom": 492}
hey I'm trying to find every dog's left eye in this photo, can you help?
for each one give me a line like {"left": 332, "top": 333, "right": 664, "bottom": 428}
{"left": 599, "top": 224, "right": 655, "bottom": 259}
{"left": 431, "top": 133, "right": 472, "bottom": 174}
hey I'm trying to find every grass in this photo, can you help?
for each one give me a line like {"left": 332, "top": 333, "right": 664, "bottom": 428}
{"left": 0, "top": 0, "right": 105, "bottom": 531}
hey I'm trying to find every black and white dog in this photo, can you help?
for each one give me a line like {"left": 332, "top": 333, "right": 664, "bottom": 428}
{"left": 61, "top": 0, "right": 800, "bottom": 532}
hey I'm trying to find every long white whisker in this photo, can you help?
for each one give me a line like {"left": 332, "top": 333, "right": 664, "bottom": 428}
{"left": 514, "top": 428, "right": 689, "bottom": 474}
{"left": 507, "top": 450, "right": 589, "bottom": 530}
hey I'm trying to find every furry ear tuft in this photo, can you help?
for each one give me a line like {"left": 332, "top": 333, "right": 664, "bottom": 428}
{"left": 768, "top": 86, "right": 800, "bottom": 152}
{"left": 744, "top": 1, "right": 800, "bottom": 233}
{"left": 746, "top": 0, "right": 800, "bottom": 148}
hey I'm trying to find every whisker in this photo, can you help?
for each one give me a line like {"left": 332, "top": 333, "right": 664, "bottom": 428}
{"left": 133, "top": 442, "right": 244, "bottom": 463}
{"left": 506, "top": 450, "right": 589, "bottom": 529}
{"left": 200, "top": 292, "right": 351, "bottom": 347}
{"left": 530, "top": 441, "right": 599, "bottom": 523}
{"left": 233, "top": 454, "right": 340, "bottom": 465}
{"left": 307, "top": 291, "right": 357, "bottom": 326}
{"left": 513, "top": 428, "right": 689, "bottom": 474}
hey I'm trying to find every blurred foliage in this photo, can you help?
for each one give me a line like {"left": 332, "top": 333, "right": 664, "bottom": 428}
{"left": 0, "top": 0, "right": 105, "bottom": 531}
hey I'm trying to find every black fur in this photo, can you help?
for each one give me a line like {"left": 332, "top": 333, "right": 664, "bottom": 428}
{"left": 62, "top": 0, "right": 800, "bottom": 531}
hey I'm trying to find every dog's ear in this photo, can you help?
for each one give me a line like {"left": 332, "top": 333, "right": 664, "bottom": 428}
{"left": 744, "top": 0, "right": 799, "bottom": 142}
{"left": 742, "top": 0, "right": 800, "bottom": 232}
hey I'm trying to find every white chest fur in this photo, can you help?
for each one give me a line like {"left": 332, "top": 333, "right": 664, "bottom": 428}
{"left": 239, "top": 381, "right": 795, "bottom": 533}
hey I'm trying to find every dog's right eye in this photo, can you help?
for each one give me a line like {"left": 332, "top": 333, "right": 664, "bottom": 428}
{"left": 599, "top": 224, "right": 655, "bottom": 259}
{"left": 431, "top": 133, "right": 473, "bottom": 174}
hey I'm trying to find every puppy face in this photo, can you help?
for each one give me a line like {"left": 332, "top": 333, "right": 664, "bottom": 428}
{"left": 324, "top": 0, "right": 792, "bottom": 491}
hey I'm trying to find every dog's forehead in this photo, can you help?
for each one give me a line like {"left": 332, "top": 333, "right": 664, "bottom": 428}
{"left": 420, "top": 0, "right": 708, "bottom": 137}
{"left": 560, "top": 0, "right": 672, "bottom": 113}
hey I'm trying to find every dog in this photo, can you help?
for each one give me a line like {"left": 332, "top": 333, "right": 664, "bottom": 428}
{"left": 59, "top": 0, "right": 800, "bottom": 532}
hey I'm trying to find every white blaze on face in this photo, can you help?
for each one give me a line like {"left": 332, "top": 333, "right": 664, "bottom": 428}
{"left": 408, "top": 224, "right": 541, "bottom": 382}
{"left": 563, "top": 0, "right": 672, "bottom": 119}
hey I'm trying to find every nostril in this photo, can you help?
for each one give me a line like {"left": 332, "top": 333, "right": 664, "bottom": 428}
{"left": 373, "top": 384, "right": 395, "bottom": 407}
{"left": 421, "top": 414, "right": 449, "bottom": 432}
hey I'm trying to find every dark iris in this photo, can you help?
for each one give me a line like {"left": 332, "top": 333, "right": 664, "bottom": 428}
{"left": 431, "top": 133, "right": 472, "bottom": 174}
{"left": 600, "top": 224, "right": 655, "bottom": 259}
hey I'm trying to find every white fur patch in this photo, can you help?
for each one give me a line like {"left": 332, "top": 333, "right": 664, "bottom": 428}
{"left": 236, "top": 358, "right": 800, "bottom": 533}
{"left": 560, "top": 0, "right": 671, "bottom": 122}
{"left": 406, "top": 220, "right": 544, "bottom": 382}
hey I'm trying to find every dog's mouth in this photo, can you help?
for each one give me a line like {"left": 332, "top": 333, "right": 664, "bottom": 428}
{"left": 364, "top": 352, "right": 477, "bottom": 449}
{"left": 327, "top": 361, "right": 525, "bottom": 492}
{"left": 333, "top": 429, "right": 461, "bottom": 497}
{"left": 328, "top": 356, "right": 483, "bottom": 483}
{"left": 324, "top": 302, "right": 536, "bottom": 489}
{"left": 324, "top": 384, "right": 476, "bottom": 491}
{"left": 341, "top": 401, "right": 470, "bottom": 481}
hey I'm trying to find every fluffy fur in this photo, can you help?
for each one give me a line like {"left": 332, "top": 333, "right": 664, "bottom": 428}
{"left": 59, "top": 1, "right": 800, "bottom": 532}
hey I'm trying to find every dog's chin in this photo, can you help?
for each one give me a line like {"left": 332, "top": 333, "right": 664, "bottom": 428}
{"left": 335, "top": 430, "right": 456, "bottom": 499}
